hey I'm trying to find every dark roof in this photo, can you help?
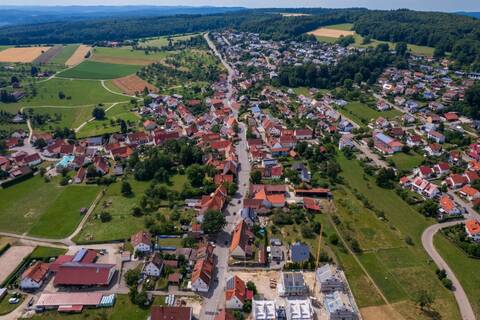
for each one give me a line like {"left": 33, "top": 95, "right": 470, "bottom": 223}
{"left": 290, "top": 243, "right": 310, "bottom": 263}
{"left": 151, "top": 306, "right": 192, "bottom": 320}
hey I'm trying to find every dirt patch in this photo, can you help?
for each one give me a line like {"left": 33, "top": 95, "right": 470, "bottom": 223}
{"left": 34, "top": 45, "right": 63, "bottom": 64}
{"left": 281, "top": 13, "right": 312, "bottom": 17}
{"left": 66, "top": 45, "right": 92, "bottom": 67}
{"left": 361, "top": 304, "right": 405, "bottom": 320}
{"left": 308, "top": 28, "right": 355, "bottom": 38}
{"left": 91, "top": 55, "right": 154, "bottom": 66}
{"left": 112, "top": 75, "right": 158, "bottom": 95}
{"left": 0, "top": 47, "right": 51, "bottom": 63}
{"left": 0, "top": 245, "right": 34, "bottom": 284}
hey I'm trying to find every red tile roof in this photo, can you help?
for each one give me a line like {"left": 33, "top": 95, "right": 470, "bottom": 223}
{"left": 22, "top": 261, "right": 49, "bottom": 282}
{"left": 151, "top": 306, "right": 192, "bottom": 320}
{"left": 54, "top": 263, "right": 115, "bottom": 286}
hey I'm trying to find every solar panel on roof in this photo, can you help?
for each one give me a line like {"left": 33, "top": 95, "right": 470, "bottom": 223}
{"left": 72, "top": 248, "right": 87, "bottom": 263}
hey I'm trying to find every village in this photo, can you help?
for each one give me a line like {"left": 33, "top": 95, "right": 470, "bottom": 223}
{"left": 0, "top": 26, "right": 479, "bottom": 320}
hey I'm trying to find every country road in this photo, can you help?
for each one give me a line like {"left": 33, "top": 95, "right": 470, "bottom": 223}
{"left": 421, "top": 220, "right": 476, "bottom": 320}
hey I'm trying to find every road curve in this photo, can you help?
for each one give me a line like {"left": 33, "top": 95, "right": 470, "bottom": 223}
{"left": 421, "top": 220, "right": 476, "bottom": 320}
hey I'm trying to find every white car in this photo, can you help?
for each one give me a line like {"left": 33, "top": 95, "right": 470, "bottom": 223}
{"left": 8, "top": 297, "right": 20, "bottom": 304}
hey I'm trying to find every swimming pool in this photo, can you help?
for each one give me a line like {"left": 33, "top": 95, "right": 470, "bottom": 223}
{"left": 56, "top": 155, "right": 74, "bottom": 168}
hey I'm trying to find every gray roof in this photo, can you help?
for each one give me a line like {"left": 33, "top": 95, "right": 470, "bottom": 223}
{"left": 290, "top": 243, "right": 310, "bottom": 263}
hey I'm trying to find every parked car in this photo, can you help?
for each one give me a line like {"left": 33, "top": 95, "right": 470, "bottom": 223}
{"left": 9, "top": 297, "right": 20, "bottom": 304}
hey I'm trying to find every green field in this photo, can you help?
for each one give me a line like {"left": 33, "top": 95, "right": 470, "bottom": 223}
{"left": 0, "top": 78, "right": 126, "bottom": 112}
{"left": 30, "top": 105, "right": 97, "bottom": 131}
{"left": 0, "top": 175, "right": 100, "bottom": 238}
{"left": 49, "top": 44, "right": 79, "bottom": 65}
{"left": 338, "top": 101, "right": 401, "bottom": 126}
{"left": 334, "top": 154, "right": 460, "bottom": 319}
{"left": 390, "top": 152, "right": 424, "bottom": 171}
{"left": 315, "top": 23, "right": 435, "bottom": 56}
{"left": 0, "top": 46, "right": 11, "bottom": 52}
{"left": 0, "top": 294, "right": 24, "bottom": 316}
{"left": 91, "top": 47, "right": 172, "bottom": 65}
{"left": 75, "top": 175, "right": 186, "bottom": 244}
{"left": 139, "top": 33, "right": 199, "bottom": 48}
{"left": 28, "top": 185, "right": 101, "bottom": 238}
{"left": 30, "top": 246, "right": 67, "bottom": 259}
{"left": 31, "top": 295, "right": 163, "bottom": 320}
{"left": 77, "top": 103, "right": 140, "bottom": 138}
{"left": 434, "top": 234, "right": 480, "bottom": 318}
{"left": 57, "top": 61, "right": 141, "bottom": 80}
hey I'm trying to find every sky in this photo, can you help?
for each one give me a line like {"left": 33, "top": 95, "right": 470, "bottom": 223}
{"left": 9, "top": 0, "right": 480, "bottom": 11}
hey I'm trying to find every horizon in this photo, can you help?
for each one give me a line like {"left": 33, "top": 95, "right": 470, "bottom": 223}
{"left": 3, "top": 1, "right": 480, "bottom": 12}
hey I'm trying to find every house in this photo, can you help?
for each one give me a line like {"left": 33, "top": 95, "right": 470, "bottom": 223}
{"left": 131, "top": 230, "right": 152, "bottom": 254}
{"left": 277, "top": 272, "right": 307, "bottom": 297}
{"left": 464, "top": 171, "right": 479, "bottom": 184}
{"left": 339, "top": 135, "right": 354, "bottom": 150}
{"left": 126, "top": 132, "right": 150, "bottom": 146}
{"left": 74, "top": 167, "right": 86, "bottom": 184}
{"left": 20, "top": 261, "right": 50, "bottom": 290}
{"left": 439, "top": 195, "right": 462, "bottom": 216}
{"left": 229, "top": 220, "right": 254, "bottom": 259}
{"left": 417, "top": 166, "right": 434, "bottom": 179}
{"left": 253, "top": 299, "right": 276, "bottom": 320}
{"left": 459, "top": 185, "right": 480, "bottom": 201}
{"left": 53, "top": 263, "right": 116, "bottom": 287}
{"left": 290, "top": 243, "right": 310, "bottom": 263}
{"left": 427, "top": 131, "right": 445, "bottom": 144}
{"left": 316, "top": 264, "right": 345, "bottom": 293}
{"left": 373, "top": 132, "right": 403, "bottom": 154}
{"left": 286, "top": 298, "right": 314, "bottom": 320}
{"left": 425, "top": 143, "right": 443, "bottom": 157}
{"left": 191, "top": 256, "right": 214, "bottom": 293}
{"left": 143, "top": 120, "right": 157, "bottom": 131}
{"left": 225, "top": 275, "right": 251, "bottom": 309}
{"left": 294, "top": 128, "right": 313, "bottom": 140}
{"left": 151, "top": 306, "right": 192, "bottom": 320}
{"left": 445, "top": 174, "right": 467, "bottom": 189}
{"left": 199, "top": 185, "right": 227, "bottom": 214}
{"left": 465, "top": 219, "right": 480, "bottom": 241}
{"left": 411, "top": 177, "right": 439, "bottom": 199}
{"left": 23, "top": 153, "right": 42, "bottom": 167}
{"left": 433, "top": 162, "right": 450, "bottom": 176}
{"left": 324, "top": 291, "right": 358, "bottom": 320}
{"left": 444, "top": 112, "right": 459, "bottom": 122}
{"left": 406, "top": 135, "right": 422, "bottom": 147}
{"left": 143, "top": 253, "right": 164, "bottom": 277}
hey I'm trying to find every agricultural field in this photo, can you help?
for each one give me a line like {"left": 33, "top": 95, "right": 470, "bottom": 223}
{"left": 33, "top": 45, "right": 63, "bottom": 64}
{"left": 333, "top": 154, "right": 461, "bottom": 319}
{"left": 0, "top": 78, "right": 127, "bottom": 112}
{"left": 310, "top": 23, "right": 435, "bottom": 56}
{"left": 0, "top": 175, "right": 100, "bottom": 238}
{"left": 50, "top": 44, "right": 79, "bottom": 65}
{"left": 65, "top": 44, "right": 91, "bottom": 67}
{"left": 338, "top": 101, "right": 401, "bottom": 126}
{"left": 76, "top": 102, "right": 140, "bottom": 138}
{"left": 75, "top": 175, "right": 186, "bottom": 244}
{"left": 57, "top": 60, "right": 141, "bottom": 80}
{"left": 112, "top": 74, "right": 157, "bottom": 95}
{"left": 138, "top": 33, "right": 199, "bottom": 48}
{"left": 0, "top": 47, "right": 51, "bottom": 63}
{"left": 434, "top": 234, "right": 480, "bottom": 318}
{"left": 91, "top": 47, "right": 172, "bottom": 65}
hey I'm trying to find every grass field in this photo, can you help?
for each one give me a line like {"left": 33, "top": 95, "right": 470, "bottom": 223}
{"left": 313, "top": 23, "right": 435, "bottom": 56}
{"left": 0, "top": 294, "right": 24, "bottom": 316}
{"left": 0, "top": 78, "right": 127, "bottom": 112}
{"left": 75, "top": 175, "right": 186, "bottom": 243}
{"left": 30, "top": 105, "right": 97, "bottom": 131}
{"left": 434, "top": 234, "right": 480, "bottom": 318}
{"left": 338, "top": 101, "right": 401, "bottom": 126}
{"left": 390, "top": 152, "right": 424, "bottom": 171}
{"left": 335, "top": 154, "right": 460, "bottom": 319}
{"left": 28, "top": 185, "right": 101, "bottom": 238}
{"left": 30, "top": 294, "right": 163, "bottom": 320}
{"left": 76, "top": 103, "right": 140, "bottom": 138}
{"left": 49, "top": 44, "right": 79, "bottom": 65}
{"left": 139, "top": 33, "right": 199, "bottom": 48}
{"left": 30, "top": 246, "right": 67, "bottom": 259}
{"left": 91, "top": 47, "right": 172, "bottom": 65}
{"left": 57, "top": 61, "right": 141, "bottom": 80}
{"left": 0, "top": 175, "right": 100, "bottom": 238}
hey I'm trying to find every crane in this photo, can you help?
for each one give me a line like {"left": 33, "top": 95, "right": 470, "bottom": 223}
{"left": 312, "top": 222, "right": 324, "bottom": 294}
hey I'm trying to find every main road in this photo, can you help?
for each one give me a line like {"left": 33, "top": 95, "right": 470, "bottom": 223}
{"left": 199, "top": 33, "right": 251, "bottom": 319}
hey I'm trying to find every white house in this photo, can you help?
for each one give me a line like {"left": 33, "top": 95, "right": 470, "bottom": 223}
{"left": 143, "top": 253, "right": 164, "bottom": 277}
{"left": 286, "top": 298, "right": 314, "bottom": 320}
{"left": 131, "top": 230, "right": 152, "bottom": 254}
{"left": 253, "top": 299, "right": 276, "bottom": 320}
{"left": 20, "top": 262, "right": 49, "bottom": 290}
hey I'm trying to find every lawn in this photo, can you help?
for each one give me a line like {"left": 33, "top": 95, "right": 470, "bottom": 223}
{"left": 139, "top": 33, "right": 199, "bottom": 48}
{"left": 28, "top": 185, "right": 101, "bottom": 239}
{"left": 29, "top": 105, "right": 97, "bottom": 132}
{"left": 57, "top": 61, "right": 141, "bottom": 80}
{"left": 0, "top": 78, "right": 126, "bottom": 112}
{"left": 30, "top": 246, "right": 67, "bottom": 259}
{"left": 390, "top": 151, "right": 424, "bottom": 171}
{"left": 75, "top": 175, "right": 186, "bottom": 244}
{"left": 49, "top": 44, "right": 79, "bottom": 65}
{"left": 334, "top": 153, "right": 461, "bottom": 319}
{"left": 76, "top": 103, "right": 140, "bottom": 138}
{"left": 30, "top": 294, "right": 163, "bottom": 320}
{"left": 434, "top": 234, "right": 480, "bottom": 318}
{"left": 314, "top": 23, "right": 435, "bottom": 56}
{"left": 0, "top": 294, "right": 24, "bottom": 316}
{"left": 0, "top": 175, "right": 100, "bottom": 238}
{"left": 338, "top": 101, "right": 401, "bottom": 126}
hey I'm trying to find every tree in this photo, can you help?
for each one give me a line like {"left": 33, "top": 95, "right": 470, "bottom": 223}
{"left": 419, "top": 200, "right": 439, "bottom": 217}
{"left": 33, "top": 138, "right": 47, "bottom": 149}
{"left": 119, "top": 119, "right": 128, "bottom": 134}
{"left": 100, "top": 211, "right": 112, "bottom": 222}
{"left": 131, "top": 206, "right": 143, "bottom": 217}
{"left": 92, "top": 106, "right": 106, "bottom": 120}
{"left": 186, "top": 164, "right": 205, "bottom": 188}
{"left": 121, "top": 181, "right": 132, "bottom": 196}
{"left": 395, "top": 42, "right": 408, "bottom": 56}
{"left": 250, "top": 170, "right": 262, "bottom": 184}
{"left": 246, "top": 281, "right": 257, "bottom": 294}
{"left": 376, "top": 168, "right": 396, "bottom": 188}
{"left": 124, "top": 268, "right": 141, "bottom": 287}
{"left": 201, "top": 210, "right": 226, "bottom": 235}
{"left": 415, "top": 290, "right": 434, "bottom": 311}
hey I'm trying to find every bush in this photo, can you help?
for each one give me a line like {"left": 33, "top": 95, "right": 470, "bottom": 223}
{"left": 329, "top": 234, "right": 339, "bottom": 245}
{"left": 100, "top": 211, "right": 112, "bottom": 222}
{"left": 441, "top": 278, "right": 453, "bottom": 290}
